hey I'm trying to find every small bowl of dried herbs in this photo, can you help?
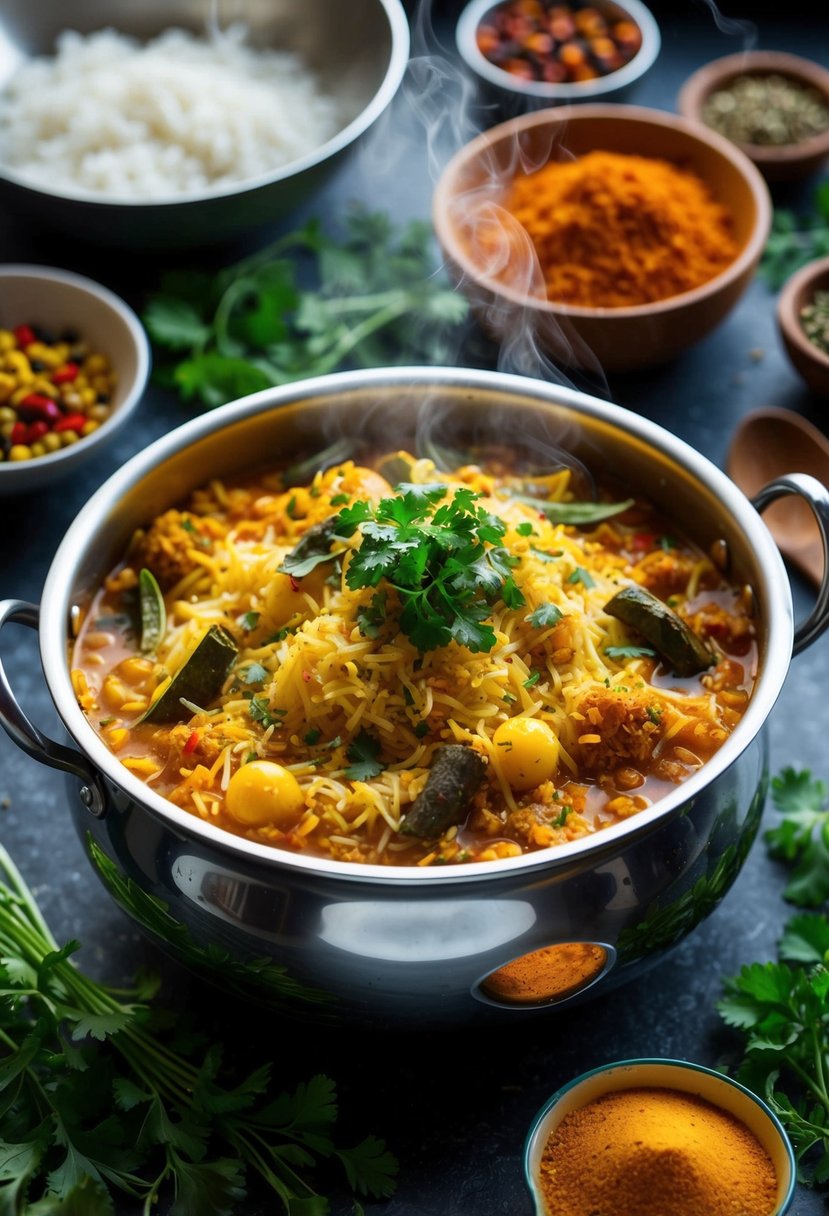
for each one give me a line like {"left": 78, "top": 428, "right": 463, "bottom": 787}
{"left": 778, "top": 255, "right": 829, "bottom": 398}
{"left": 679, "top": 51, "right": 829, "bottom": 182}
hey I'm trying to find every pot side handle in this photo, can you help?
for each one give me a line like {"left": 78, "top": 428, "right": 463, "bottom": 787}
{"left": 751, "top": 473, "right": 829, "bottom": 656}
{"left": 0, "top": 599, "right": 106, "bottom": 817}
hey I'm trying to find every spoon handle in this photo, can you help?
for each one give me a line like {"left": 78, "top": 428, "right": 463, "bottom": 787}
{"left": 752, "top": 473, "right": 829, "bottom": 654}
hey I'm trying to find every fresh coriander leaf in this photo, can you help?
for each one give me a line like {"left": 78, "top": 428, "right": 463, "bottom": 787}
{"left": 414, "top": 721, "right": 429, "bottom": 738}
{"left": 516, "top": 522, "right": 534, "bottom": 537}
{"left": 345, "top": 733, "right": 384, "bottom": 782}
{"left": 248, "top": 696, "right": 285, "bottom": 730}
{"left": 330, "top": 493, "right": 349, "bottom": 506}
{"left": 144, "top": 297, "right": 211, "bottom": 351}
{"left": 605, "top": 645, "right": 656, "bottom": 660}
{"left": 568, "top": 567, "right": 596, "bottom": 588}
{"left": 527, "top": 604, "right": 563, "bottom": 628}
{"left": 779, "top": 914, "right": 829, "bottom": 964}
{"left": 765, "top": 768, "right": 829, "bottom": 907}
{"left": 530, "top": 546, "right": 562, "bottom": 563}
{"left": 165, "top": 1154, "right": 246, "bottom": 1216}
{"left": 236, "top": 611, "right": 260, "bottom": 631}
{"left": 304, "top": 729, "right": 322, "bottom": 746}
{"left": 523, "top": 672, "right": 540, "bottom": 688}
{"left": 173, "top": 354, "right": 272, "bottom": 409}
{"left": 241, "top": 663, "right": 268, "bottom": 686}
{"left": 335, "top": 1136, "right": 398, "bottom": 1199}
{"left": 356, "top": 591, "right": 387, "bottom": 640}
{"left": 551, "top": 806, "right": 571, "bottom": 828}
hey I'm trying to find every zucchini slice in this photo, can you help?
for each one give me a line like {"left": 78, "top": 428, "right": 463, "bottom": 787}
{"left": 604, "top": 586, "right": 714, "bottom": 678}
{"left": 138, "top": 568, "right": 166, "bottom": 655}
{"left": 400, "top": 745, "right": 487, "bottom": 839}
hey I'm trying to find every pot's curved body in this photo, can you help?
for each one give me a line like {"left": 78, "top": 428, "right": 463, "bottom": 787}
{"left": 3, "top": 369, "right": 828, "bottom": 1027}
{"left": 68, "top": 735, "right": 767, "bottom": 1026}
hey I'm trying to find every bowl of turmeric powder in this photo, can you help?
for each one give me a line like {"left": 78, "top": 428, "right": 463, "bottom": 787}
{"left": 433, "top": 104, "right": 772, "bottom": 372}
{"left": 524, "top": 1058, "right": 796, "bottom": 1216}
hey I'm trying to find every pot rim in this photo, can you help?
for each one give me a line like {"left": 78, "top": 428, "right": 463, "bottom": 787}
{"left": 40, "top": 366, "right": 793, "bottom": 883}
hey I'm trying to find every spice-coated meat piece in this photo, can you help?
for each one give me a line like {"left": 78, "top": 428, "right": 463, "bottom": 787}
{"left": 134, "top": 510, "right": 208, "bottom": 591}
{"left": 571, "top": 688, "right": 663, "bottom": 773}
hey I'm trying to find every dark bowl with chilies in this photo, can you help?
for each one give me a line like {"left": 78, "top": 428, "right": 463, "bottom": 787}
{"left": 1, "top": 367, "right": 829, "bottom": 1028}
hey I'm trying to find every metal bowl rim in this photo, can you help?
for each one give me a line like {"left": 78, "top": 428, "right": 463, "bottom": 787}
{"left": 455, "top": 0, "right": 661, "bottom": 101}
{"left": 0, "top": 0, "right": 410, "bottom": 209}
{"left": 39, "top": 365, "right": 793, "bottom": 884}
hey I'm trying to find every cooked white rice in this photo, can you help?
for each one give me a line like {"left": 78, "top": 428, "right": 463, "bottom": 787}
{"left": 0, "top": 26, "right": 344, "bottom": 199}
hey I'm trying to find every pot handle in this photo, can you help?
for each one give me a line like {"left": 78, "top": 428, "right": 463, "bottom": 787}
{"left": 0, "top": 599, "right": 106, "bottom": 817}
{"left": 751, "top": 473, "right": 829, "bottom": 656}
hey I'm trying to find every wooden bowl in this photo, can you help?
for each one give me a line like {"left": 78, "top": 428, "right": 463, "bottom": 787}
{"left": 678, "top": 52, "right": 829, "bottom": 183}
{"left": 432, "top": 104, "right": 771, "bottom": 373}
{"left": 777, "top": 256, "right": 829, "bottom": 398}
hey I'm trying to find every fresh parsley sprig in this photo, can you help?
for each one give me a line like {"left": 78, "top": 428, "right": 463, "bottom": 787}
{"left": 0, "top": 844, "right": 396, "bottom": 1213}
{"left": 761, "top": 184, "right": 829, "bottom": 290}
{"left": 765, "top": 767, "right": 829, "bottom": 907}
{"left": 144, "top": 211, "right": 468, "bottom": 408}
{"left": 336, "top": 485, "right": 525, "bottom": 654}
{"left": 719, "top": 913, "right": 829, "bottom": 1186}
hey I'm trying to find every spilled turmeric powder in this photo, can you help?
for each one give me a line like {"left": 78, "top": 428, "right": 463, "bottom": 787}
{"left": 537, "top": 1086, "right": 778, "bottom": 1216}
{"left": 502, "top": 150, "right": 739, "bottom": 307}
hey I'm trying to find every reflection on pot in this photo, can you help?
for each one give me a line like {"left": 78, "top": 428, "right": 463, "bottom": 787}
{"left": 86, "top": 835, "right": 335, "bottom": 1016}
{"left": 479, "top": 941, "right": 611, "bottom": 1006}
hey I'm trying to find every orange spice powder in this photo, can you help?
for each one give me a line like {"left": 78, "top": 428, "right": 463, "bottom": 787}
{"left": 537, "top": 1086, "right": 778, "bottom": 1216}
{"left": 502, "top": 150, "right": 739, "bottom": 308}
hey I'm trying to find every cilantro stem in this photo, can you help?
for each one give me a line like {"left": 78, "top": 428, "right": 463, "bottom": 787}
{"left": 308, "top": 296, "right": 412, "bottom": 376}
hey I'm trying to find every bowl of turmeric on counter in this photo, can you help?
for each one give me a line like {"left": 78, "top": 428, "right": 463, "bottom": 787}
{"left": 524, "top": 1058, "right": 796, "bottom": 1216}
{"left": 433, "top": 104, "right": 772, "bottom": 372}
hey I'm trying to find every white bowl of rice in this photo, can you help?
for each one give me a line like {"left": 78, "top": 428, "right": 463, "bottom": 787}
{"left": 0, "top": 0, "right": 409, "bottom": 247}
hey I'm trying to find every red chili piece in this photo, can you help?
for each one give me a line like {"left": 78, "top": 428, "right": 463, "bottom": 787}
{"left": 289, "top": 575, "right": 301, "bottom": 592}
{"left": 12, "top": 324, "right": 35, "bottom": 347}
{"left": 54, "top": 413, "right": 87, "bottom": 433}
{"left": 10, "top": 422, "right": 27, "bottom": 445}
{"left": 183, "top": 730, "right": 200, "bottom": 755}
{"left": 52, "top": 363, "right": 80, "bottom": 384}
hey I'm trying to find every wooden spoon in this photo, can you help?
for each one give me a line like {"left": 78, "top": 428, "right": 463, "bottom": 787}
{"left": 727, "top": 407, "right": 829, "bottom": 586}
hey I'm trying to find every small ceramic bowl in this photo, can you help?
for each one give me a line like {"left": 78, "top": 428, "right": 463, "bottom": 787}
{"left": 455, "top": 0, "right": 660, "bottom": 108}
{"left": 0, "top": 265, "right": 150, "bottom": 495}
{"left": 678, "top": 52, "right": 829, "bottom": 182}
{"left": 777, "top": 255, "right": 829, "bottom": 398}
{"left": 524, "top": 1058, "right": 796, "bottom": 1216}
{"left": 433, "top": 104, "right": 771, "bottom": 373}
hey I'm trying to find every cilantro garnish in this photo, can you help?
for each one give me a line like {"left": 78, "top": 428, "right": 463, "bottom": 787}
{"left": 248, "top": 696, "right": 285, "bottom": 730}
{"left": 527, "top": 603, "right": 563, "bottom": 629}
{"left": 0, "top": 842, "right": 398, "bottom": 1212}
{"left": 718, "top": 912, "right": 829, "bottom": 1186}
{"left": 414, "top": 721, "right": 429, "bottom": 738}
{"left": 568, "top": 566, "right": 596, "bottom": 588}
{"left": 143, "top": 210, "right": 468, "bottom": 408}
{"left": 551, "top": 805, "right": 571, "bottom": 828}
{"left": 516, "top": 522, "right": 535, "bottom": 537}
{"left": 241, "top": 662, "right": 268, "bottom": 685}
{"left": 344, "top": 731, "right": 384, "bottom": 781}
{"left": 304, "top": 728, "right": 322, "bottom": 745}
{"left": 605, "top": 645, "right": 657, "bottom": 660}
{"left": 523, "top": 671, "right": 541, "bottom": 688}
{"left": 237, "top": 611, "right": 260, "bottom": 631}
{"left": 330, "top": 493, "right": 349, "bottom": 506}
{"left": 765, "top": 768, "right": 829, "bottom": 907}
{"left": 334, "top": 485, "right": 526, "bottom": 654}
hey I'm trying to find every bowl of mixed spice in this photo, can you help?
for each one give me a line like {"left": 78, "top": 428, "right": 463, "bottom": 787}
{"left": 777, "top": 255, "right": 829, "bottom": 397}
{"left": 0, "top": 266, "right": 150, "bottom": 494}
{"left": 455, "top": 0, "right": 660, "bottom": 107}
{"left": 679, "top": 51, "right": 829, "bottom": 182}
{"left": 433, "top": 103, "right": 771, "bottom": 372}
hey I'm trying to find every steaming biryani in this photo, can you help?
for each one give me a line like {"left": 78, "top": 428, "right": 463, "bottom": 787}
{"left": 72, "top": 449, "right": 757, "bottom": 866}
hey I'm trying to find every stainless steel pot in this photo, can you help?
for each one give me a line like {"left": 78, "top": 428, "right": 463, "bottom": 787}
{"left": 3, "top": 368, "right": 829, "bottom": 1028}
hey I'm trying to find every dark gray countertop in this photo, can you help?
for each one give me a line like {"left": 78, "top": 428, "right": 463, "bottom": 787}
{"left": 1, "top": 5, "right": 828, "bottom": 1214}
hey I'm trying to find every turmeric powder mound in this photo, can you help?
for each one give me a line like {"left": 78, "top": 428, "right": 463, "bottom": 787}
{"left": 502, "top": 150, "right": 739, "bottom": 308}
{"left": 537, "top": 1086, "right": 778, "bottom": 1216}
